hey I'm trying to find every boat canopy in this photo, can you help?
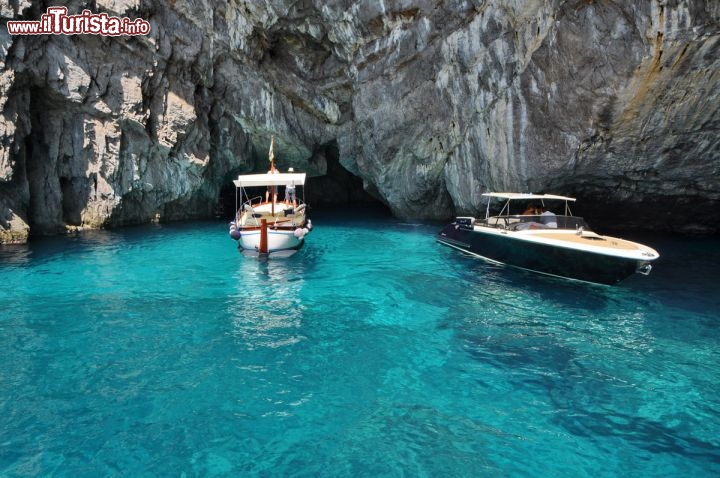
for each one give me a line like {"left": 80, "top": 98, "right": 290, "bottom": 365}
{"left": 482, "top": 192, "right": 576, "bottom": 202}
{"left": 233, "top": 173, "right": 307, "bottom": 187}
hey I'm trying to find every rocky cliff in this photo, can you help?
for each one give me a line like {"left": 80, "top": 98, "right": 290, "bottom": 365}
{"left": 1, "top": 0, "right": 719, "bottom": 243}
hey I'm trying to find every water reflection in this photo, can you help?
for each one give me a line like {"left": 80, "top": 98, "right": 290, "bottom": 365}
{"left": 0, "top": 243, "right": 32, "bottom": 267}
{"left": 226, "top": 256, "right": 308, "bottom": 350}
{"left": 444, "top": 245, "right": 720, "bottom": 466}
{"left": 449, "top": 254, "right": 661, "bottom": 370}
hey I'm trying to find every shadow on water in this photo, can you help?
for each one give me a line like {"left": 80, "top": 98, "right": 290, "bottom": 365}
{"left": 627, "top": 234, "right": 720, "bottom": 314}
{"left": 439, "top": 233, "right": 720, "bottom": 469}
{"left": 437, "top": 230, "right": 720, "bottom": 322}
{"left": 437, "top": 244, "right": 614, "bottom": 311}
{"left": 440, "top": 233, "right": 717, "bottom": 370}
{"left": 436, "top": 241, "right": 647, "bottom": 374}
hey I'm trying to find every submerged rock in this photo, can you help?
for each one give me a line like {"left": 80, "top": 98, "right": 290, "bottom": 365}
{"left": 1, "top": 0, "right": 719, "bottom": 243}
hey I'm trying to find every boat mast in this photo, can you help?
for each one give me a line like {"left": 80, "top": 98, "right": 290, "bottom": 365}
{"left": 269, "top": 135, "right": 276, "bottom": 215}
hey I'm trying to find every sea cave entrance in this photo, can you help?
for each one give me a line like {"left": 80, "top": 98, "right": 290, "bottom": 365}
{"left": 217, "top": 140, "right": 389, "bottom": 220}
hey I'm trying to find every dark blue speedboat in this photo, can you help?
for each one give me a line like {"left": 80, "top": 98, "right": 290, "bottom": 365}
{"left": 437, "top": 193, "right": 659, "bottom": 285}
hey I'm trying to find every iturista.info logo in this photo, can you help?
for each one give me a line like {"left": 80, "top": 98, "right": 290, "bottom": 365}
{"left": 6, "top": 6, "right": 151, "bottom": 36}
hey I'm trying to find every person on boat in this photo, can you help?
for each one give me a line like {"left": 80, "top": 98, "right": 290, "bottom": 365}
{"left": 520, "top": 203, "right": 542, "bottom": 224}
{"left": 539, "top": 207, "right": 558, "bottom": 228}
{"left": 285, "top": 167, "right": 296, "bottom": 207}
{"left": 262, "top": 163, "right": 281, "bottom": 203}
{"left": 516, "top": 203, "right": 546, "bottom": 229}
{"left": 521, "top": 205, "right": 537, "bottom": 215}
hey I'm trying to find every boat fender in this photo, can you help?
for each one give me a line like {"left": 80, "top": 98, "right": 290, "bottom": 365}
{"left": 307, "top": 219, "right": 312, "bottom": 230}
{"left": 294, "top": 228, "right": 306, "bottom": 239}
{"left": 229, "top": 222, "right": 240, "bottom": 240}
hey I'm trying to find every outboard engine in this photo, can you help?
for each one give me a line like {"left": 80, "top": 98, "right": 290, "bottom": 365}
{"left": 455, "top": 217, "right": 475, "bottom": 230}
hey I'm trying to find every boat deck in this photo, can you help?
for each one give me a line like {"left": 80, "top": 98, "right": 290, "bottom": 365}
{"left": 236, "top": 200, "right": 306, "bottom": 228}
{"left": 529, "top": 231, "right": 641, "bottom": 251}
{"left": 240, "top": 213, "right": 304, "bottom": 226}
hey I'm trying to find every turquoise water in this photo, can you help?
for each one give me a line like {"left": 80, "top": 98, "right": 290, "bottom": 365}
{"left": 1, "top": 210, "right": 719, "bottom": 477}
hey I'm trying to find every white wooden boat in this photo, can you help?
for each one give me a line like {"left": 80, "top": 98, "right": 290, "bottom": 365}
{"left": 229, "top": 137, "right": 312, "bottom": 257}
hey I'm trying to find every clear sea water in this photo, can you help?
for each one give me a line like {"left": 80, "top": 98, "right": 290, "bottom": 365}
{"left": 1, "top": 209, "right": 719, "bottom": 477}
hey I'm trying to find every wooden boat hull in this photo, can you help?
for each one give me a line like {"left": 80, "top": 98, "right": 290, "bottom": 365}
{"left": 437, "top": 224, "right": 654, "bottom": 285}
{"left": 236, "top": 228, "right": 306, "bottom": 254}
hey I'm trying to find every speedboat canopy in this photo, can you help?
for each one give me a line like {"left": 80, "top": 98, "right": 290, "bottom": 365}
{"left": 233, "top": 173, "right": 307, "bottom": 188}
{"left": 482, "top": 192, "right": 576, "bottom": 202}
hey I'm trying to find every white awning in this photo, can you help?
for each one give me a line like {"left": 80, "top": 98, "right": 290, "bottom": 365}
{"left": 233, "top": 172, "right": 307, "bottom": 187}
{"left": 482, "top": 192, "right": 576, "bottom": 201}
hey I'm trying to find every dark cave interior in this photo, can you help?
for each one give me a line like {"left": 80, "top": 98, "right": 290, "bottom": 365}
{"left": 216, "top": 141, "right": 388, "bottom": 221}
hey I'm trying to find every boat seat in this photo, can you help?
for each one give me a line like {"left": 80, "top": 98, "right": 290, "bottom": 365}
{"left": 487, "top": 216, "right": 519, "bottom": 228}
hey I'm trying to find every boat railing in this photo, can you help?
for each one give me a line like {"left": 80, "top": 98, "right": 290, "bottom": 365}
{"left": 235, "top": 196, "right": 264, "bottom": 223}
{"left": 236, "top": 196, "right": 308, "bottom": 227}
{"left": 479, "top": 215, "right": 590, "bottom": 231}
{"left": 242, "top": 196, "right": 264, "bottom": 211}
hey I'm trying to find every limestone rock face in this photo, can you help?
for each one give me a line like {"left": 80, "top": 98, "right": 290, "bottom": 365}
{"left": 1, "top": 0, "right": 719, "bottom": 242}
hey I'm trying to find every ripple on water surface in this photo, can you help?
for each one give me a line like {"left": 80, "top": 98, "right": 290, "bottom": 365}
{"left": 0, "top": 217, "right": 719, "bottom": 476}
